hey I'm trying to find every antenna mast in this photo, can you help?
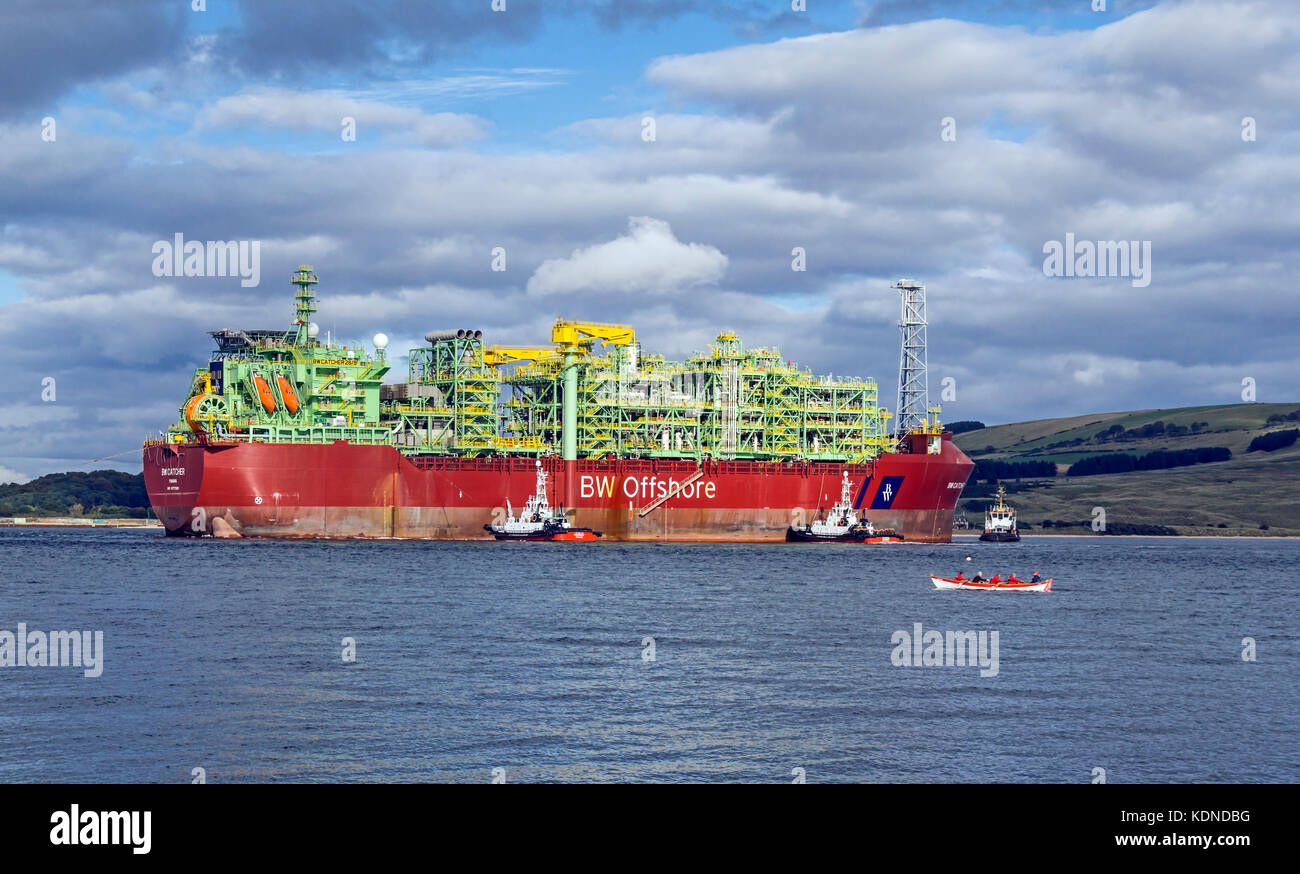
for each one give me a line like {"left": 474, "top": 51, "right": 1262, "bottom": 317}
{"left": 893, "top": 279, "right": 928, "bottom": 442}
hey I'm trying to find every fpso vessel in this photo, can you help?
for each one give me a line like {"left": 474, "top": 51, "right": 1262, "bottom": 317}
{"left": 143, "top": 268, "right": 972, "bottom": 541}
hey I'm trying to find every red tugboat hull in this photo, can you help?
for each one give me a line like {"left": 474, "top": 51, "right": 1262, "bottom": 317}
{"left": 547, "top": 529, "right": 601, "bottom": 541}
{"left": 483, "top": 524, "right": 603, "bottom": 541}
{"left": 784, "top": 528, "right": 904, "bottom": 543}
{"left": 487, "top": 529, "right": 602, "bottom": 542}
{"left": 144, "top": 433, "right": 973, "bottom": 542}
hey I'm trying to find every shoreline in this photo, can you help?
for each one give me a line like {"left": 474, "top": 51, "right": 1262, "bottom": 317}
{"left": 0, "top": 518, "right": 162, "bottom": 529}
{"left": 2, "top": 521, "right": 1295, "bottom": 540}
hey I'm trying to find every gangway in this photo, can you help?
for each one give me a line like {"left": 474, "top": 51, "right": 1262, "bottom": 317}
{"left": 638, "top": 469, "right": 704, "bottom": 517}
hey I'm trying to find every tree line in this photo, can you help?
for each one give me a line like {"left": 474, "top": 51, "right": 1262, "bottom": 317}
{"left": 0, "top": 471, "right": 150, "bottom": 518}
{"left": 1264, "top": 409, "right": 1300, "bottom": 425}
{"left": 1065, "top": 447, "right": 1231, "bottom": 477}
{"left": 971, "top": 459, "right": 1056, "bottom": 481}
{"left": 1247, "top": 429, "right": 1299, "bottom": 453}
{"left": 1093, "top": 419, "right": 1209, "bottom": 442}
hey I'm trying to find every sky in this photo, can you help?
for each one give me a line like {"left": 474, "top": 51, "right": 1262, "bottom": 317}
{"left": 1, "top": 0, "right": 1296, "bottom": 483}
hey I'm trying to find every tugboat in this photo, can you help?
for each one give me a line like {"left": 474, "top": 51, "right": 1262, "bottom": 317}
{"left": 484, "top": 462, "right": 602, "bottom": 541}
{"left": 979, "top": 485, "right": 1020, "bottom": 542}
{"left": 786, "top": 473, "right": 903, "bottom": 543}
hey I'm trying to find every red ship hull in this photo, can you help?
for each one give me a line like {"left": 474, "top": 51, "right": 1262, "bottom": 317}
{"left": 143, "top": 434, "right": 973, "bottom": 542}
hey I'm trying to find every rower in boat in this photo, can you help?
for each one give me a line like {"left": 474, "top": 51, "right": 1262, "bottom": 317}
{"left": 1031, "top": 571, "right": 1042, "bottom": 583}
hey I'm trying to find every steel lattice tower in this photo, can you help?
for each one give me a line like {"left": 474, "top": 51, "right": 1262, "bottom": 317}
{"left": 893, "top": 279, "right": 928, "bottom": 442}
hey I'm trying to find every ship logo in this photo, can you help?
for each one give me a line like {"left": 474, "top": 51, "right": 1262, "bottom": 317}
{"left": 853, "top": 477, "right": 873, "bottom": 510}
{"left": 579, "top": 475, "right": 617, "bottom": 498}
{"left": 870, "top": 476, "right": 904, "bottom": 509}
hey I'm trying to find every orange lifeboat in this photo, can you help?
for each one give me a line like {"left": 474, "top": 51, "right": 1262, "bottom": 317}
{"left": 253, "top": 375, "right": 277, "bottom": 414}
{"left": 276, "top": 374, "right": 300, "bottom": 414}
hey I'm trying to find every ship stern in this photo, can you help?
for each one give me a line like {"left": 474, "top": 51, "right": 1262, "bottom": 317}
{"left": 142, "top": 442, "right": 208, "bottom": 535}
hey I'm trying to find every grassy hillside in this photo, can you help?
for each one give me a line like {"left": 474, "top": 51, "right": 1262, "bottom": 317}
{"left": 0, "top": 471, "right": 150, "bottom": 518}
{"left": 953, "top": 403, "right": 1300, "bottom": 534}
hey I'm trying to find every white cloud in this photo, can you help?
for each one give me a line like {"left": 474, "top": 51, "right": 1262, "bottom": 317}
{"left": 0, "top": 464, "right": 31, "bottom": 485}
{"left": 0, "top": 403, "right": 78, "bottom": 430}
{"left": 1066, "top": 355, "right": 1142, "bottom": 387}
{"left": 196, "top": 88, "right": 489, "bottom": 147}
{"left": 3, "top": 1, "right": 1300, "bottom": 476}
{"left": 366, "top": 70, "right": 572, "bottom": 101}
{"left": 526, "top": 217, "right": 728, "bottom": 296}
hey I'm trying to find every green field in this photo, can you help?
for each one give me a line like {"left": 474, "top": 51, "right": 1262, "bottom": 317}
{"left": 953, "top": 403, "right": 1300, "bottom": 534}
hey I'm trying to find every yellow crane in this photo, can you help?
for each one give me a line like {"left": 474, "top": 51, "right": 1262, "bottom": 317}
{"left": 550, "top": 319, "right": 635, "bottom": 349}
{"left": 483, "top": 345, "right": 563, "bottom": 368}
{"left": 485, "top": 321, "right": 635, "bottom": 463}
{"left": 484, "top": 321, "right": 635, "bottom": 368}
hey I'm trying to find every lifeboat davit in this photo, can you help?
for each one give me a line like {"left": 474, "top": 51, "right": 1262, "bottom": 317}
{"left": 253, "top": 375, "right": 277, "bottom": 414}
{"left": 276, "top": 374, "right": 299, "bottom": 414}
